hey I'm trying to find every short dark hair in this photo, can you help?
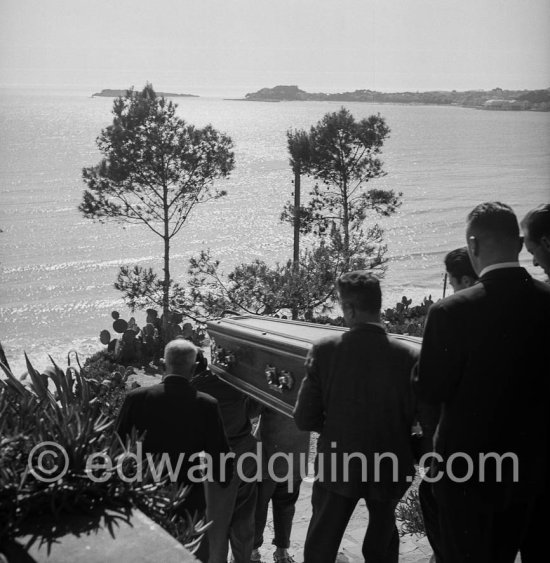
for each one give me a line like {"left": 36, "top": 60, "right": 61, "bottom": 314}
{"left": 521, "top": 204, "right": 550, "bottom": 243}
{"left": 467, "top": 202, "right": 519, "bottom": 239}
{"left": 444, "top": 247, "right": 478, "bottom": 280}
{"left": 336, "top": 271, "right": 382, "bottom": 313}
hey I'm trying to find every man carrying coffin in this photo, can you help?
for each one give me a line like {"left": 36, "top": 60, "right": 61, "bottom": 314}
{"left": 294, "top": 271, "right": 419, "bottom": 563}
{"left": 116, "top": 339, "right": 232, "bottom": 562}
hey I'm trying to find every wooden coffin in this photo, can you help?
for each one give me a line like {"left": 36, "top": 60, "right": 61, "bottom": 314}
{"left": 206, "top": 314, "right": 421, "bottom": 418}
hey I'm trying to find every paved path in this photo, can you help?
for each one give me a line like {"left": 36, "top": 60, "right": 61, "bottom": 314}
{"left": 255, "top": 478, "right": 434, "bottom": 563}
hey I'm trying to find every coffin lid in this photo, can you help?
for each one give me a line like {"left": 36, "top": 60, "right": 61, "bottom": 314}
{"left": 206, "top": 314, "right": 421, "bottom": 354}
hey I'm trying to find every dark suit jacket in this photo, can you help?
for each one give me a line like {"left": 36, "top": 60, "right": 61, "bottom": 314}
{"left": 414, "top": 267, "right": 550, "bottom": 502}
{"left": 190, "top": 370, "right": 258, "bottom": 473}
{"left": 116, "top": 375, "right": 231, "bottom": 489}
{"left": 293, "top": 324, "right": 419, "bottom": 500}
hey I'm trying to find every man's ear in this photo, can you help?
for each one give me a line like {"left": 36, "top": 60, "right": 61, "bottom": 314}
{"left": 540, "top": 235, "right": 550, "bottom": 252}
{"left": 467, "top": 235, "right": 479, "bottom": 257}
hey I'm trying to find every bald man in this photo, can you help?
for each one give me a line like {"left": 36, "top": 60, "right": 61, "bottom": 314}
{"left": 414, "top": 202, "right": 550, "bottom": 562}
{"left": 117, "top": 339, "right": 232, "bottom": 562}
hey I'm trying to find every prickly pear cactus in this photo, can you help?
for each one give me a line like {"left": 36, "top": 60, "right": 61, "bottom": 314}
{"left": 99, "top": 330, "right": 111, "bottom": 346}
{"left": 128, "top": 317, "right": 140, "bottom": 333}
{"left": 113, "top": 318, "right": 128, "bottom": 334}
{"left": 122, "top": 329, "right": 136, "bottom": 344}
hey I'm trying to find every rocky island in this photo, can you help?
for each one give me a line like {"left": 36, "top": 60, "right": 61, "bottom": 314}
{"left": 243, "top": 85, "right": 550, "bottom": 111}
{"left": 92, "top": 89, "right": 198, "bottom": 98}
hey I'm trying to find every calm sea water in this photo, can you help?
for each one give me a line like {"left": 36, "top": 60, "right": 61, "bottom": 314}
{"left": 1, "top": 87, "right": 549, "bottom": 375}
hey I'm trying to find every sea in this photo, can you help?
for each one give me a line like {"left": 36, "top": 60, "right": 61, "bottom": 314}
{"left": 1, "top": 87, "right": 549, "bottom": 377}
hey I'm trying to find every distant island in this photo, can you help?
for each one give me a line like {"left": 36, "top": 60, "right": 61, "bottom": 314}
{"left": 92, "top": 89, "right": 198, "bottom": 98}
{"left": 243, "top": 85, "right": 550, "bottom": 111}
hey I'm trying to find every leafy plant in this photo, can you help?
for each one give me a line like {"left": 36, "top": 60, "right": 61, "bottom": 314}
{"left": 0, "top": 344, "right": 204, "bottom": 555}
{"left": 382, "top": 296, "right": 434, "bottom": 336}
{"left": 396, "top": 480, "right": 426, "bottom": 537}
{"left": 182, "top": 241, "right": 344, "bottom": 321}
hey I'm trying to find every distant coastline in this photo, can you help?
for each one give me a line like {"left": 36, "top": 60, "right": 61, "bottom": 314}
{"left": 92, "top": 89, "right": 198, "bottom": 98}
{"left": 241, "top": 85, "right": 550, "bottom": 111}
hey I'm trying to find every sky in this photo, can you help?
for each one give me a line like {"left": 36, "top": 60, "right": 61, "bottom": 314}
{"left": 1, "top": 0, "right": 549, "bottom": 96}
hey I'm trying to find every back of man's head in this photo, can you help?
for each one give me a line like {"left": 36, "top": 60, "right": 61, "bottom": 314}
{"left": 164, "top": 339, "right": 198, "bottom": 378}
{"left": 521, "top": 203, "right": 550, "bottom": 243}
{"left": 444, "top": 247, "right": 478, "bottom": 280}
{"left": 337, "top": 271, "right": 382, "bottom": 314}
{"left": 466, "top": 202, "right": 522, "bottom": 272}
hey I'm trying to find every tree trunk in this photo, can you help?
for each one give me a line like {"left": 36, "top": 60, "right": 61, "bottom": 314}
{"left": 293, "top": 168, "right": 301, "bottom": 269}
{"left": 162, "top": 185, "right": 170, "bottom": 346}
{"left": 342, "top": 181, "right": 350, "bottom": 268}
{"left": 292, "top": 168, "right": 301, "bottom": 320}
{"left": 162, "top": 234, "right": 170, "bottom": 344}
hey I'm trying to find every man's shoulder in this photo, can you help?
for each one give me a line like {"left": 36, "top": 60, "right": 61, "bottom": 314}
{"left": 533, "top": 278, "right": 550, "bottom": 298}
{"left": 429, "top": 283, "right": 482, "bottom": 314}
{"left": 314, "top": 332, "right": 343, "bottom": 346}
{"left": 191, "top": 370, "right": 243, "bottom": 402}
{"left": 125, "top": 382, "right": 163, "bottom": 399}
{"left": 310, "top": 331, "right": 346, "bottom": 353}
{"left": 387, "top": 334, "right": 421, "bottom": 359}
{"left": 194, "top": 389, "right": 221, "bottom": 409}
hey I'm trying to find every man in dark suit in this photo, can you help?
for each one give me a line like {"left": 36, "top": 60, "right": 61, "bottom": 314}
{"left": 116, "top": 339, "right": 232, "bottom": 562}
{"left": 518, "top": 203, "right": 550, "bottom": 563}
{"left": 294, "top": 271, "right": 419, "bottom": 563}
{"left": 521, "top": 203, "right": 550, "bottom": 280}
{"left": 190, "top": 352, "right": 259, "bottom": 563}
{"left": 414, "top": 201, "right": 550, "bottom": 562}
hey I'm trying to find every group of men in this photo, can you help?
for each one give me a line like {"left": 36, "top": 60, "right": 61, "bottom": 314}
{"left": 116, "top": 341, "right": 308, "bottom": 563}
{"left": 116, "top": 201, "right": 550, "bottom": 563}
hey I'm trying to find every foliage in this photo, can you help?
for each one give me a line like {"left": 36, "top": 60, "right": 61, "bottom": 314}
{"left": 381, "top": 296, "right": 434, "bottom": 336}
{"left": 307, "top": 294, "right": 434, "bottom": 337}
{"left": 281, "top": 109, "right": 401, "bottom": 270}
{"left": 0, "top": 344, "right": 204, "bottom": 554}
{"left": 396, "top": 479, "right": 426, "bottom": 537}
{"left": 187, "top": 108, "right": 401, "bottom": 322}
{"left": 181, "top": 242, "right": 342, "bottom": 321}
{"left": 113, "top": 265, "right": 191, "bottom": 318}
{"left": 287, "top": 128, "right": 311, "bottom": 175}
{"left": 80, "top": 350, "right": 133, "bottom": 420}
{"left": 79, "top": 83, "right": 235, "bottom": 331}
{"left": 96, "top": 309, "right": 206, "bottom": 367}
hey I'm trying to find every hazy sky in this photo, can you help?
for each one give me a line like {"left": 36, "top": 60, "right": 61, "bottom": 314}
{"left": 1, "top": 0, "right": 549, "bottom": 96}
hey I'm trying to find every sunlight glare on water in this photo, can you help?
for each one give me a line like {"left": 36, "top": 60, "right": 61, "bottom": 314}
{"left": 1, "top": 88, "right": 549, "bottom": 375}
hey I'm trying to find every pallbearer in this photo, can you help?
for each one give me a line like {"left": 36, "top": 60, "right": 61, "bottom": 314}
{"left": 294, "top": 271, "right": 419, "bottom": 563}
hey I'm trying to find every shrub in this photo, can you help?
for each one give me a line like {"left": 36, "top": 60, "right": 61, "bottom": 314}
{"left": 396, "top": 479, "right": 426, "bottom": 537}
{"left": 0, "top": 345, "right": 204, "bottom": 555}
{"left": 310, "top": 295, "right": 434, "bottom": 337}
{"left": 97, "top": 309, "right": 206, "bottom": 368}
{"left": 382, "top": 296, "right": 434, "bottom": 336}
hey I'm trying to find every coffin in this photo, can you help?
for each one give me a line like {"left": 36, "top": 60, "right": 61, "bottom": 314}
{"left": 206, "top": 315, "right": 422, "bottom": 418}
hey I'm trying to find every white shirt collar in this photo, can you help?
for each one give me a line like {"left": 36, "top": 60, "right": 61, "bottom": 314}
{"left": 479, "top": 261, "right": 521, "bottom": 278}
